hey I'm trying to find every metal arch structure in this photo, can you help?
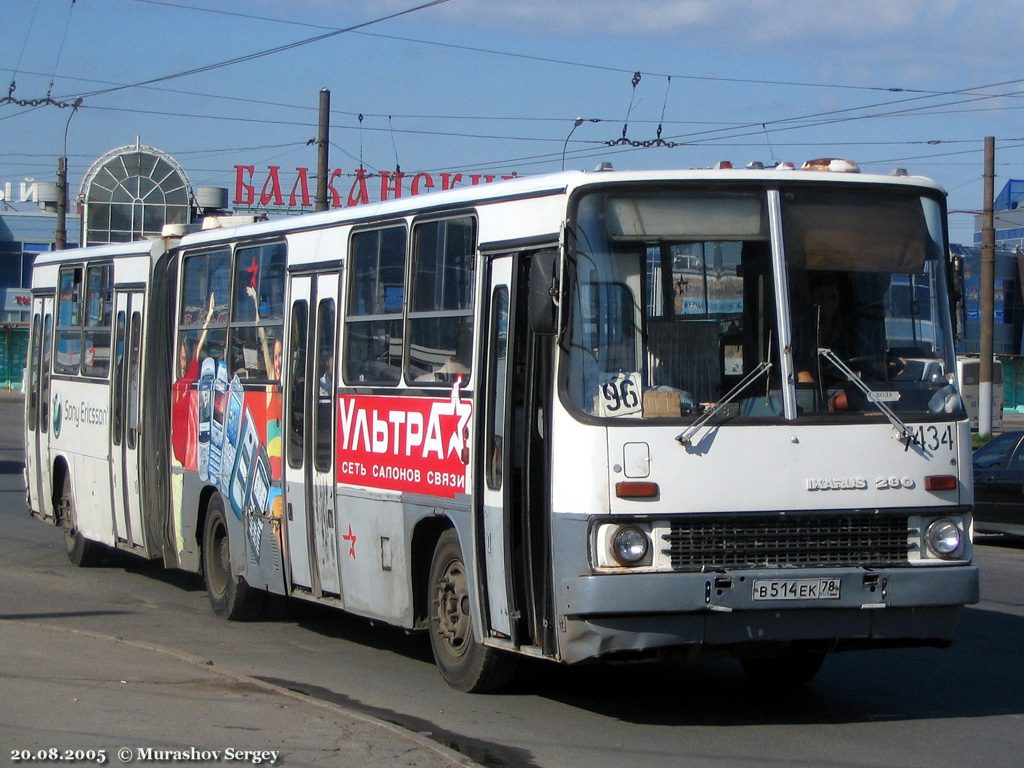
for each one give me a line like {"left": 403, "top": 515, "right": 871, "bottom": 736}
{"left": 77, "top": 139, "right": 195, "bottom": 244}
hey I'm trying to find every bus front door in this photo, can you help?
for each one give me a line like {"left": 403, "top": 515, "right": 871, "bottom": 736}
{"left": 481, "top": 256, "right": 515, "bottom": 638}
{"left": 26, "top": 296, "right": 55, "bottom": 522}
{"left": 481, "top": 252, "right": 554, "bottom": 653}
{"left": 284, "top": 273, "right": 341, "bottom": 598}
{"left": 109, "top": 291, "right": 146, "bottom": 549}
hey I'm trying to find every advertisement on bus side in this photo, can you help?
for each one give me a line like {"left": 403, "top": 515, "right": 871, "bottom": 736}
{"left": 335, "top": 380, "right": 471, "bottom": 499}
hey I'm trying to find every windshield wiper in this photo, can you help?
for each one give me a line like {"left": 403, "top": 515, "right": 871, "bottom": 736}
{"left": 676, "top": 361, "right": 772, "bottom": 446}
{"left": 818, "top": 347, "right": 913, "bottom": 443}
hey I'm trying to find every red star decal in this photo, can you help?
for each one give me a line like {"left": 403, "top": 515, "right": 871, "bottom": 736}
{"left": 246, "top": 257, "right": 259, "bottom": 288}
{"left": 342, "top": 524, "right": 357, "bottom": 559}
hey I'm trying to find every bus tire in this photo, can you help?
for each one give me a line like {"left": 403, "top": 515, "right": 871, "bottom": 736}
{"left": 201, "top": 494, "right": 264, "bottom": 621}
{"left": 59, "top": 472, "right": 102, "bottom": 567}
{"left": 427, "top": 528, "right": 517, "bottom": 693}
{"left": 740, "top": 650, "right": 825, "bottom": 689}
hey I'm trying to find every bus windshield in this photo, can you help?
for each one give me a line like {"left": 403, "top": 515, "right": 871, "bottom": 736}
{"left": 563, "top": 183, "right": 958, "bottom": 423}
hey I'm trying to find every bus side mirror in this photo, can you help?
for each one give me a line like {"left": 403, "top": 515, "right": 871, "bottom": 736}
{"left": 528, "top": 250, "right": 559, "bottom": 336}
{"left": 949, "top": 253, "right": 964, "bottom": 341}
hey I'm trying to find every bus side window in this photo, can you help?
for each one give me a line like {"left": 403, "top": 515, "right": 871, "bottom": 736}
{"left": 287, "top": 301, "right": 308, "bottom": 469}
{"left": 408, "top": 217, "right": 476, "bottom": 385}
{"left": 344, "top": 226, "right": 405, "bottom": 386}
{"left": 485, "top": 288, "right": 509, "bottom": 489}
{"left": 40, "top": 314, "right": 52, "bottom": 432}
{"left": 314, "top": 299, "right": 336, "bottom": 472}
{"left": 232, "top": 242, "right": 286, "bottom": 381}
{"left": 82, "top": 264, "right": 113, "bottom": 377}
{"left": 126, "top": 311, "right": 143, "bottom": 449}
{"left": 28, "top": 313, "right": 41, "bottom": 428}
{"left": 179, "top": 249, "right": 230, "bottom": 376}
{"left": 111, "top": 311, "right": 127, "bottom": 445}
{"left": 55, "top": 266, "right": 84, "bottom": 375}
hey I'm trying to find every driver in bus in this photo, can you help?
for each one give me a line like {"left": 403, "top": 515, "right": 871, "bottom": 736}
{"left": 796, "top": 274, "right": 848, "bottom": 383}
{"left": 796, "top": 273, "right": 903, "bottom": 394}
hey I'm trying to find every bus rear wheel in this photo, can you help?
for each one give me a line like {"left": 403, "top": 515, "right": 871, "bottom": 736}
{"left": 202, "top": 494, "right": 264, "bottom": 620}
{"left": 427, "top": 528, "right": 517, "bottom": 693}
{"left": 59, "top": 472, "right": 101, "bottom": 567}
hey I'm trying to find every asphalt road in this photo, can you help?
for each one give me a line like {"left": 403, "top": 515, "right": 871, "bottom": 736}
{"left": 3, "top": 398, "right": 1024, "bottom": 768}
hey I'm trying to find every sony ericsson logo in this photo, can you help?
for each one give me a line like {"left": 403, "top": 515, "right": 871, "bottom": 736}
{"left": 52, "top": 393, "right": 108, "bottom": 437}
{"left": 52, "top": 393, "right": 62, "bottom": 438}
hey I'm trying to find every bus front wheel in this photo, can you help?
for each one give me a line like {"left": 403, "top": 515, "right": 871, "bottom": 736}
{"left": 201, "top": 494, "right": 264, "bottom": 620}
{"left": 59, "top": 472, "right": 102, "bottom": 567}
{"left": 427, "top": 528, "right": 517, "bottom": 693}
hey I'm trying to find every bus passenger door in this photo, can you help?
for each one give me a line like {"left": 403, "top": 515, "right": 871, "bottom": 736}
{"left": 310, "top": 284, "right": 340, "bottom": 596}
{"left": 284, "top": 276, "right": 313, "bottom": 590}
{"left": 26, "top": 296, "right": 55, "bottom": 521}
{"left": 284, "top": 274, "right": 341, "bottom": 598}
{"left": 109, "top": 291, "right": 146, "bottom": 549}
{"left": 481, "top": 251, "right": 555, "bottom": 653}
{"left": 481, "top": 256, "right": 515, "bottom": 638}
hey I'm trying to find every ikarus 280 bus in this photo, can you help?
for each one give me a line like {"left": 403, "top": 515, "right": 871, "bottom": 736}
{"left": 25, "top": 161, "right": 979, "bottom": 691}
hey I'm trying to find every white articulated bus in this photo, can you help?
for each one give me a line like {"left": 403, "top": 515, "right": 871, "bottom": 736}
{"left": 25, "top": 164, "right": 979, "bottom": 691}
{"left": 956, "top": 356, "right": 1004, "bottom": 432}
{"left": 25, "top": 239, "right": 172, "bottom": 562}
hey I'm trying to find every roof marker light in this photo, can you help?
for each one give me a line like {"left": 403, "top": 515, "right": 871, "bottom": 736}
{"left": 713, "top": 161, "right": 733, "bottom": 169}
{"left": 800, "top": 157, "right": 861, "bottom": 173}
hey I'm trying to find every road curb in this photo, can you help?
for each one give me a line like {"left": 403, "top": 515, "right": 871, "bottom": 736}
{"left": 4, "top": 619, "right": 480, "bottom": 768}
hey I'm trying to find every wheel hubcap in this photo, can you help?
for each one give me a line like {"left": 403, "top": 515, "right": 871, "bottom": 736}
{"left": 434, "top": 558, "right": 470, "bottom": 657}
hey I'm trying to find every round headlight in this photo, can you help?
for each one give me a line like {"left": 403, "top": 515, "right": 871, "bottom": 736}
{"left": 926, "top": 519, "right": 962, "bottom": 557}
{"left": 611, "top": 525, "right": 649, "bottom": 566}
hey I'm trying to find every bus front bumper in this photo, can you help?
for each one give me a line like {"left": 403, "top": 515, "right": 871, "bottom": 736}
{"left": 556, "top": 565, "right": 979, "bottom": 664}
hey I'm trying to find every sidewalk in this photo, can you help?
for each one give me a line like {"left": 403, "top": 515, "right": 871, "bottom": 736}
{"left": 1, "top": 620, "right": 478, "bottom": 768}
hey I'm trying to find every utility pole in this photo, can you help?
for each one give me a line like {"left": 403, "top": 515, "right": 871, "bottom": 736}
{"left": 55, "top": 98, "right": 81, "bottom": 250}
{"left": 55, "top": 156, "right": 67, "bottom": 250}
{"left": 315, "top": 88, "right": 330, "bottom": 212}
{"left": 979, "top": 136, "right": 995, "bottom": 437}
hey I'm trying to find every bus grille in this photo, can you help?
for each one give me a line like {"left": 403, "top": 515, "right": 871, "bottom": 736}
{"left": 661, "top": 514, "right": 913, "bottom": 571}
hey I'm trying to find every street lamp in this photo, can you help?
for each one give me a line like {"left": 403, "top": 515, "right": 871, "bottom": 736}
{"left": 55, "top": 97, "right": 82, "bottom": 250}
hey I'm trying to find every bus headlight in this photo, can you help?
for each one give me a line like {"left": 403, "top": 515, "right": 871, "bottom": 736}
{"left": 611, "top": 525, "right": 650, "bottom": 566}
{"left": 926, "top": 518, "right": 962, "bottom": 558}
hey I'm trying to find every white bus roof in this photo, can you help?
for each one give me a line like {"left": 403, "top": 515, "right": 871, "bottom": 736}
{"left": 29, "top": 167, "right": 946, "bottom": 261}
{"left": 175, "top": 167, "right": 947, "bottom": 249}
{"left": 32, "top": 237, "right": 172, "bottom": 267}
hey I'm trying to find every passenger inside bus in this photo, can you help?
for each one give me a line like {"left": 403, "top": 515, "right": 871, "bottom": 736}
{"left": 796, "top": 273, "right": 850, "bottom": 383}
{"left": 172, "top": 292, "right": 216, "bottom": 469}
{"left": 319, "top": 355, "right": 334, "bottom": 395}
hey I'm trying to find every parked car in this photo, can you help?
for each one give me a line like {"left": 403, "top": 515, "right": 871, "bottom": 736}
{"left": 972, "top": 430, "right": 1024, "bottom": 536}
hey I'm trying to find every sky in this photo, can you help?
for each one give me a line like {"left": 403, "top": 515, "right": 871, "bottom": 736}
{"left": 2, "top": 0, "right": 1023, "bottom": 244}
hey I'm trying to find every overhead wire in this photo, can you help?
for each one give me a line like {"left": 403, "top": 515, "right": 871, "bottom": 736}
{"left": 67, "top": 0, "right": 453, "bottom": 100}
{"left": 46, "top": 0, "right": 78, "bottom": 100}
{"left": 2, "top": 0, "right": 81, "bottom": 109}
{"left": 127, "top": 0, "right": 965, "bottom": 98}
{"left": 9, "top": 0, "right": 43, "bottom": 86}
{"left": 3, "top": 0, "right": 1021, "bottom": 190}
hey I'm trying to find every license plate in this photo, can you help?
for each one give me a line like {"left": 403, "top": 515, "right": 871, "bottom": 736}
{"left": 752, "top": 578, "right": 841, "bottom": 601}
